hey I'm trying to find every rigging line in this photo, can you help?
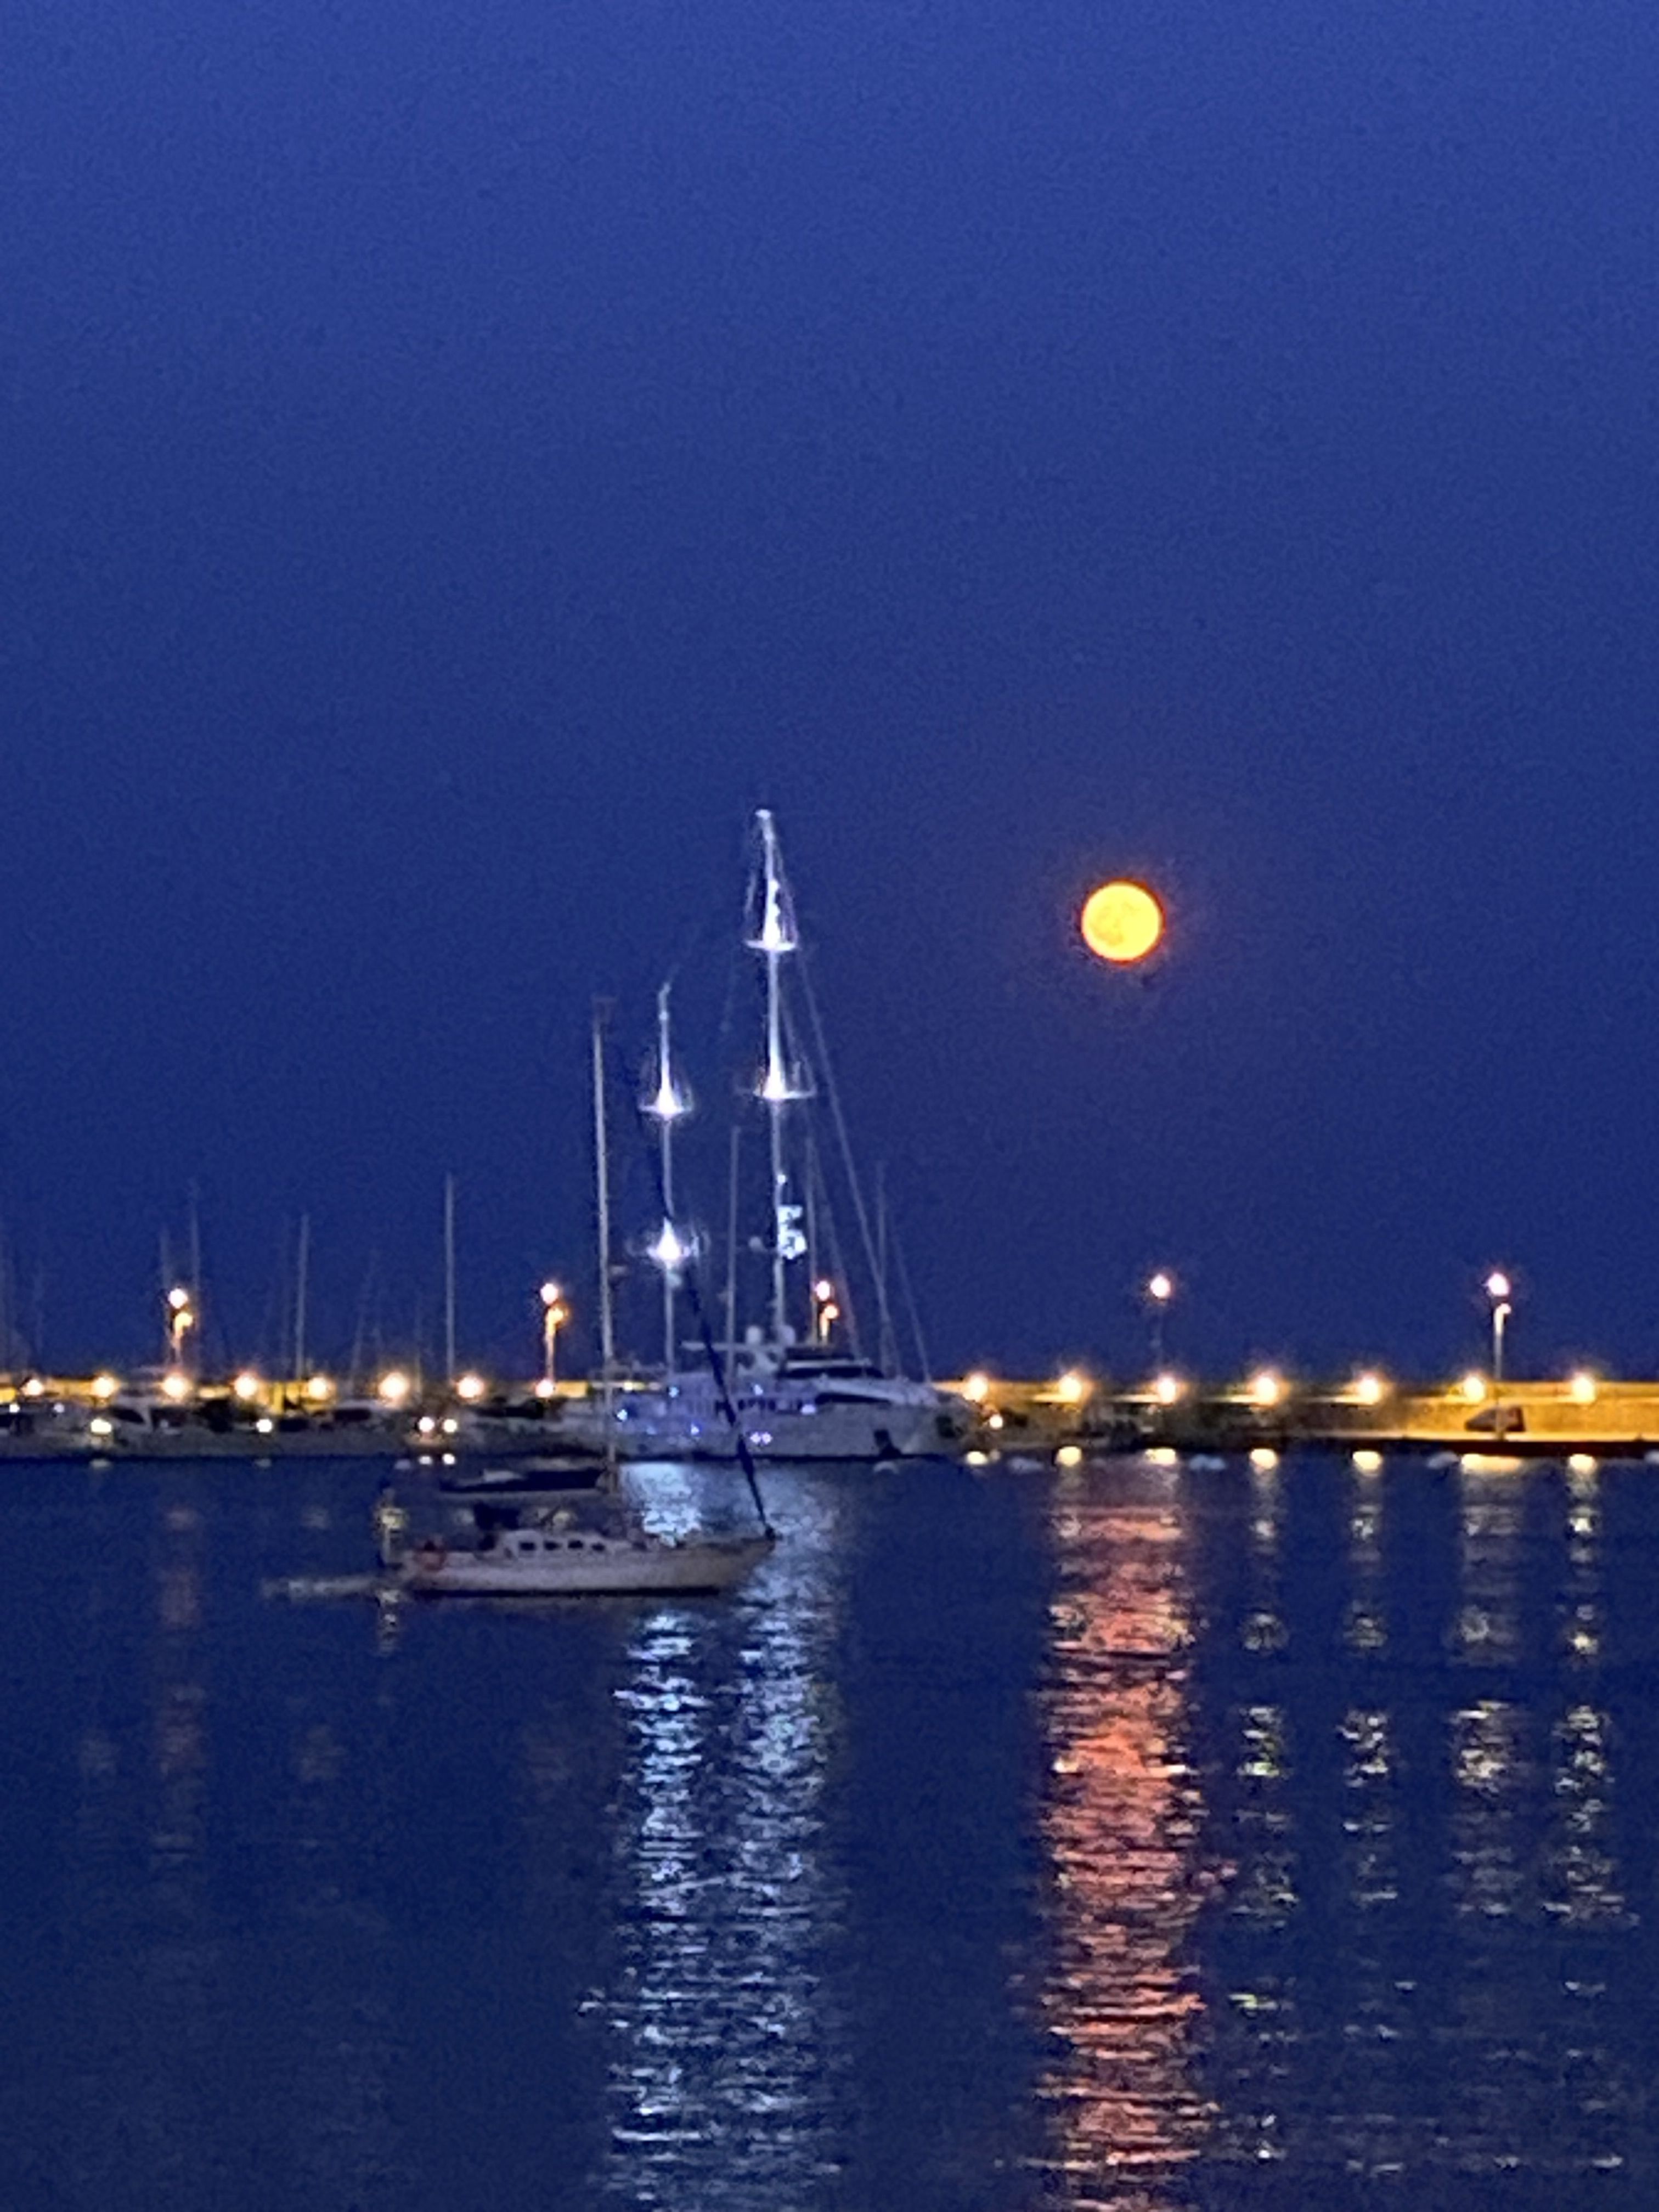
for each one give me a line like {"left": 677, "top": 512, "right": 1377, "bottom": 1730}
{"left": 793, "top": 941, "right": 894, "bottom": 1370}
{"left": 875, "top": 1162, "right": 899, "bottom": 1374}
{"left": 889, "top": 1210, "right": 934, "bottom": 1384}
{"left": 805, "top": 1126, "right": 861, "bottom": 1357}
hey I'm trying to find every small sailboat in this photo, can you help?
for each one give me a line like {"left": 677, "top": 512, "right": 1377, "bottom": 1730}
{"left": 394, "top": 1004, "right": 776, "bottom": 1598}
{"left": 398, "top": 1521, "right": 775, "bottom": 1598}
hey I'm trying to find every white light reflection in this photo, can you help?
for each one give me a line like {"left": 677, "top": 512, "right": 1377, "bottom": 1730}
{"left": 1344, "top": 1457, "right": 1387, "bottom": 1656}
{"left": 1450, "top": 1699, "right": 1530, "bottom": 1920}
{"left": 1543, "top": 1704, "right": 1627, "bottom": 1928}
{"left": 1242, "top": 1455, "right": 1286, "bottom": 1655}
{"left": 604, "top": 1490, "right": 848, "bottom": 2202}
{"left": 1455, "top": 1462, "right": 1524, "bottom": 1667}
{"left": 1561, "top": 1457, "right": 1603, "bottom": 1663}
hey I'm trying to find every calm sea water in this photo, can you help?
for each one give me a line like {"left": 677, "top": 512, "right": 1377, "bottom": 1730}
{"left": 1, "top": 1447, "right": 1656, "bottom": 2209}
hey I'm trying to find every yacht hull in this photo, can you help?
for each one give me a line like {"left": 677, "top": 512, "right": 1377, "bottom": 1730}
{"left": 564, "top": 1386, "right": 967, "bottom": 1463}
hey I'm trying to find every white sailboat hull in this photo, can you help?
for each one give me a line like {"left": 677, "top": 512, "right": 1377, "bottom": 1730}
{"left": 400, "top": 1528, "right": 775, "bottom": 1596}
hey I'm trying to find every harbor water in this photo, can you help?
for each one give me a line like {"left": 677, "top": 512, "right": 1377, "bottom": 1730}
{"left": 1, "top": 1449, "right": 1656, "bottom": 2208}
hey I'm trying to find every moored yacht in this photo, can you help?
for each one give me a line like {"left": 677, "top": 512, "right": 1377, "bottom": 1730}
{"left": 577, "top": 1342, "right": 970, "bottom": 1463}
{"left": 570, "top": 809, "right": 969, "bottom": 1464}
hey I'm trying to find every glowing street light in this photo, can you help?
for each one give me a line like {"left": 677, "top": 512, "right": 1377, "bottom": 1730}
{"left": 376, "top": 1368, "right": 412, "bottom": 1407}
{"left": 1484, "top": 1271, "right": 1513, "bottom": 1382}
{"left": 539, "top": 1280, "right": 569, "bottom": 1388}
{"left": 1249, "top": 1368, "right": 1284, "bottom": 1409}
{"left": 1153, "top": 1372, "right": 1185, "bottom": 1407}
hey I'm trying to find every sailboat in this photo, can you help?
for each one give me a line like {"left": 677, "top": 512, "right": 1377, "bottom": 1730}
{"left": 396, "top": 1005, "right": 776, "bottom": 1597}
{"left": 570, "top": 811, "right": 972, "bottom": 1465}
{"left": 398, "top": 1518, "right": 775, "bottom": 1597}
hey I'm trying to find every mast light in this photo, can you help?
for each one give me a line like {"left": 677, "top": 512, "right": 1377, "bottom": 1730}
{"left": 650, "top": 1221, "right": 690, "bottom": 1273}
{"left": 645, "top": 1071, "right": 690, "bottom": 1122}
{"left": 759, "top": 1057, "right": 804, "bottom": 1104}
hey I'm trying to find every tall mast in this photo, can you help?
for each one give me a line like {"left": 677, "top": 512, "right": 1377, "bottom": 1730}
{"left": 188, "top": 1182, "right": 202, "bottom": 1356}
{"left": 442, "top": 1171, "right": 456, "bottom": 1383}
{"left": 641, "top": 980, "right": 691, "bottom": 1378}
{"left": 748, "top": 809, "right": 803, "bottom": 1345}
{"left": 591, "top": 1001, "right": 616, "bottom": 1419}
{"left": 294, "top": 1212, "right": 310, "bottom": 1386}
{"left": 723, "top": 1122, "right": 741, "bottom": 1369}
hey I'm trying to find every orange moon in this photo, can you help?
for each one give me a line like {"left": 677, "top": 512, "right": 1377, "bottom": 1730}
{"left": 1080, "top": 880, "right": 1164, "bottom": 964}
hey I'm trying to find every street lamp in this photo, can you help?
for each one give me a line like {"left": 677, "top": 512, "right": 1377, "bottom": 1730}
{"left": 1145, "top": 1270, "right": 1173, "bottom": 1367}
{"left": 1484, "top": 1271, "right": 1513, "bottom": 1383}
{"left": 539, "top": 1280, "right": 568, "bottom": 1389}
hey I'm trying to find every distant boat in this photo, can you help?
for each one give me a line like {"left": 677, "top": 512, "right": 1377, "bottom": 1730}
{"left": 437, "top": 1455, "right": 606, "bottom": 1500}
{"left": 14, "top": 1385, "right": 405, "bottom": 1460}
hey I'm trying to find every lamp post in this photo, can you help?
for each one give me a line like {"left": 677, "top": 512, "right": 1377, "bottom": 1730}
{"left": 539, "top": 1280, "right": 568, "bottom": 1390}
{"left": 1484, "top": 1271, "right": 1513, "bottom": 1384}
{"left": 1146, "top": 1270, "right": 1173, "bottom": 1369}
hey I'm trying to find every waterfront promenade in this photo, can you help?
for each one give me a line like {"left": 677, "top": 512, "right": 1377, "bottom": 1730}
{"left": 6, "top": 1365, "right": 1659, "bottom": 1459}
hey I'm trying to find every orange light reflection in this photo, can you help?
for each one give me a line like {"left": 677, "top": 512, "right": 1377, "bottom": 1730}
{"left": 1038, "top": 1497, "right": 1216, "bottom": 2205}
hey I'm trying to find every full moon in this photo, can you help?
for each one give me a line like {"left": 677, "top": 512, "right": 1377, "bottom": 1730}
{"left": 1080, "top": 879, "right": 1164, "bottom": 964}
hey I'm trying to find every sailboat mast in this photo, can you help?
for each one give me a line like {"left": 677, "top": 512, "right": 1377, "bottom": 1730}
{"left": 642, "top": 981, "right": 691, "bottom": 1379}
{"left": 442, "top": 1171, "right": 456, "bottom": 1383}
{"left": 294, "top": 1211, "right": 310, "bottom": 1387}
{"left": 591, "top": 1002, "right": 616, "bottom": 1401}
{"left": 752, "top": 809, "right": 799, "bottom": 1345}
{"left": 723, "top": 1122, "right": 740, "bottom": 1369}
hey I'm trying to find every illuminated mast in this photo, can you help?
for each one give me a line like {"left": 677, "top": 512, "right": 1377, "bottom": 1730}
{"left": 641, "top": 980, "right": 692, "bottom": 1379}
{"left": 748, "top": 809, "right": 805, "bottom": 1345}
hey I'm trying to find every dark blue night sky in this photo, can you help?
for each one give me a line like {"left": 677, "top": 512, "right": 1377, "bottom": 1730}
{"left": 4, "top": 0, "right": 1658, "bottom": 1381}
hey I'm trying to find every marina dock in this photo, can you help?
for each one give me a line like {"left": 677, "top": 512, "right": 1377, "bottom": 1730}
{"left": 961, "top": 1372, "right": 1659, "bottom": 1459}
{"left": 5, "top": 1366, "right": 1659, "bottom": 1460}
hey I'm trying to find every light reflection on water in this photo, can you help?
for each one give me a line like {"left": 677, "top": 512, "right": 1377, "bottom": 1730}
{"left": 1031, "top": 1452, "right": 1659, "bottom": 2200}
{"left": 1, "top": 1452, "right": 1658, "bottom": 2202}
{"left": 1032, "top": 1469, "right": 1212, "bottom": 2209}
{"left": 601, "top": 1479, "right": 850, "bottom": 2208}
